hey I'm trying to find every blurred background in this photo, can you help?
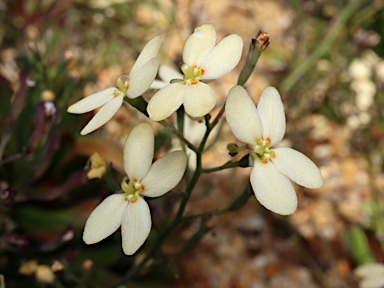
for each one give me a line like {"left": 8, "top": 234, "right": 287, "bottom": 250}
{"left": 1, "top": 0, "right": 384, "bottom": 287}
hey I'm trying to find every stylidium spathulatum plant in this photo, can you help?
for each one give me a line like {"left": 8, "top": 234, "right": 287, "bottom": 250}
{"left": 69, "top": 24, "right": 323, "bottom": 283}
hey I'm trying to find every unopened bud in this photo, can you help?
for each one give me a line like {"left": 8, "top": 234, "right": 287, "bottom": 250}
{"left": 227, "top": 143, "right": 239, "bottom": 157}
{"left": 255, "top": 31, "right": 270, "bottom": 52}
{"left": 238, "top": 31, "right": 270, "bottom": 86}
{"left": 35, "top": 265, "right": 55, "bottom": 285}
{"left": 86, "top": 153, "right": 107, "bottom": 180}
{"left": 19, "top": 260, "right": 38, "bottom": 276}
{"left": 51, "top": 260, "right": 64, "bottom": 272}
{"left": 82, "top": 259, "right": 94, "bottom": 271}
{"left": 41, "top": 90, "right": 55, "bottom": 102}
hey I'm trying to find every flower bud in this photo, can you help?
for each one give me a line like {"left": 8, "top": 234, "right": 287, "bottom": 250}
{"left": 19, "top": 260, "right": 38, "bottom": 276}
{"left": 86, "top": 153, "right": 107, "bottom": 180}
{"left": 237, "top": 31, "right": 270, "bottom": 86}
{"left": 35, "top": 265, "right": 55, "bottom": 285}
{"left": 227, "top": 143, "right": 239, "bottom": 157}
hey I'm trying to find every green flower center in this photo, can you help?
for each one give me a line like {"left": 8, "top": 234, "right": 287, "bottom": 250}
{"left": 249, "top": 139, "right": 275, "bottom": 163}
{"left": 121, "top": 178, "right": 144, "bottom": 202}
{"left": 181, "top": 63, "right": 204, "bottom": 85}
{"left": 116, "top": 75, "right": 130, "bottom": 93}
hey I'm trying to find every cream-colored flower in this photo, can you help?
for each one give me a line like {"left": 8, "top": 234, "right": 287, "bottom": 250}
{"left": 68, "top": 36, "right": 161, "bottom": 135}
{"left": 225, "top": 86, "right": 323, "bottom": 215}
{"left": 147, "top": 24, "right": 243, "bottom": 121}
{"left": 355, "top": 263, "right": 384, "bottom": 288}
{"left": 83, "top": 123, "right": 187, "bottom": 255}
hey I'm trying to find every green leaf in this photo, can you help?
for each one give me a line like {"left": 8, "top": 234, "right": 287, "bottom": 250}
{"left": 346, "top": 225, "right": 375, "bottom": 265}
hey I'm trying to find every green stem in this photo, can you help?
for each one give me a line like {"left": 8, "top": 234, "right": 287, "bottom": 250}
{"left": 280, "top": 0, "right": 364, "bottom": 93}
{"left": 124, "top": 96, "right": 197, "bottom": 153}
{"left": 125, "top": 96, "right": 149, "bottom": 117}
{"left": 176, "top": 218, "right": 212, "bottom": 255}
{"left": 176, "top": 107, "right": 185, "bottom": 137}
{"left": 210, "top": 103, "right": 225, "bottom": 130}
{"left": 159, "top": 120, "right": 198, "bottom": 153}
{"left": 176, "top": 107, "right": 186, "bottom": 152}
{"left": 201, "top": 161, "right": 242, "bottom": 174}
{"left": 182, "top": 185, "right": 252, "bottom": 222}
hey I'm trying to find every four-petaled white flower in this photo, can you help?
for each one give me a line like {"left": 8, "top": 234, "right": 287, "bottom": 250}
{"left": 82, "top": 123, "right": 187, "bottom": 255}
{"left": 355, "top": 263, "right": 384, "bottom": 288}
{"left": 225, "top": 85, "right": 323, "bottom": 215}
{"left": 147, "top": 24, "right": 243, "bottom": 121}
{"left": 67, "top": 36, "right": 161, "bottom": 135}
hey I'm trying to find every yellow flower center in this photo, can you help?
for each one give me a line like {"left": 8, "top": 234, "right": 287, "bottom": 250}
{"left": 249, "top": 138, "right": 275, "bottom": 164}
{"left": 121, "top": 178, "right": 144, "bottom": 202}
{"left": 116, "top": 75, "right": 130, "bottom": 93}
{"left": 181, "top": 63, "right": 204, "bottom": 85}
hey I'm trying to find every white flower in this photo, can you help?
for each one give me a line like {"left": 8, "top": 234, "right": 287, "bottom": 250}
{"left": 147, "top": 24, "right": 243, "bottom": 121}
{"left": 355, "top": 263, "right": 384, "bottom": 288}
{"left": 225, "top": 85, "right": 323, "bottom": 215}
{"left": 68, "top": 36, "right": 161, "bottom": 135}
{"left": 83, "top": 123, "right": 187, "bottom": 255}
{"left": 150, "top": 64, "right": 183, "bottom": 89}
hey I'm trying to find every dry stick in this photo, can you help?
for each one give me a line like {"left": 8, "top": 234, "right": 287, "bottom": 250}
{"left": 280, "top": 0, "right": 364, "bottom": 93}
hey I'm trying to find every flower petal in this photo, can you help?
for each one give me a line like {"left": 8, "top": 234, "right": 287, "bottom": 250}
{"left": 127, "top": 58, "right": 159, "bottom": 98}
{"left": 158, "top": 64, "right": 183, "bottom": 82}
{"left": 124, "top": 123, "right": 154, "bottom": 181}
{"left": 121, "top": 196, "right": 151, "bottom": 255}
{"left": 130, "top": 36, "right": 161, "bottom": 76}
{"left": 142, "top": 150, "right": 187, "bottom": 197}
{"left": 225, "top": 85, "right": 262, "bottom": 144}
{"left": 67, "top": 87, "right": 116, "bottom": 114}
{"left": 361, "top": 277, "right": 384, "bottom": 288}
{"left": 80, "top": 94, "right": 124, "bottom": 135}
{"left": 271, "top": 147, "right": 323, "bottom": 189}
{"left": 147, "top": 83, "right": 184, "bottom": 121}
{"left": 150, "top": 79, "right": 167, "bottom": 90}
{"left": 250, "top": 159, "right": 298, "bottom": 215}
{"left": 257, "top": 87, "right": 286, "bottom": 147}
{"left": 355, "top": 263, "right": 384, "bottom": 278}
{"left": 201, "top": 34, "right": 243, "bottom": 80}
{"left": 183, "top": 114, "right": 207, "bottom": 144}
{"left": 83, "top": 194, "right": 126, "bottom": 244}
{"left": 183, "top": 24, "right": 216, "bottom": 67}
{"left": 183, "top": 82, "right": 216, "bottom": 118}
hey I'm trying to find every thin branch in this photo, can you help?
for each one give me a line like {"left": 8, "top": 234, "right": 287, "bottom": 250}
{"left": 201, "top": 161, "right": 242, "bottom": 174}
